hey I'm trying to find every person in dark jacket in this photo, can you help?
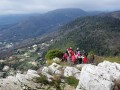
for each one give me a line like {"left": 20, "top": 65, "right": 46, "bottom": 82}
{"left": 83, "top": 50, "right": 88, "bottom": 57}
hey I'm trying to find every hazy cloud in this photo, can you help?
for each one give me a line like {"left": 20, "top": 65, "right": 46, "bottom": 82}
{"left": 0, "top": 0, "right": 120, "bottom": 14}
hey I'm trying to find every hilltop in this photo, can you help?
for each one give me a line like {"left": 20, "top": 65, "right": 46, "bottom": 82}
{"left": 50, "top": 11, "right": 120, "bottom": 56}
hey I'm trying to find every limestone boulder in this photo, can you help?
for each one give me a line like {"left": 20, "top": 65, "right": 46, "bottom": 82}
{"left": 2, "top": 66, "right": 10, "bottom": 72}
{"left": 48, "top": 63, "right": 62, "bottom": 75}
{"left": 42, "top": 67, "right": 53, "bottom": 81}
{"left": 76, "top": 64, "right": 88, "bottom": 70}
{"left": 53, "top": 57, "right": 61, "bottom": 63}
{"left": 98, "top": 61, "right": 120, "bottom": 79}
{"left": 76, "top": 61, "right": 120, "bottom": 90}
{"left": 0, "top": 69, "right": 41, "bottom": 90}
{"left": 64, "top": 66, "right": 81, "bottom": 80}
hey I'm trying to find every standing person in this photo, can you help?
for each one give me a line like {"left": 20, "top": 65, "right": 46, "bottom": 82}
{"left": 76, "top": 51, "right": 82, "bottom": 64}
{"left": 67, "top": 48, "right": 72, "bottom": 64}
{"left": 89, "top": 54, "right": 95, "bottom": 63}
{"left": 83, "top": 50, "right": 88, "bottom": 57}
{"left": 68, "top": 47, "right": 73, "bottom": 53}
{"left": 71, "top": 53, "right": 76, "bottom": 64}
{"left": 65, "top": 49, "right": 69, "bottom": 56}
{"left": 83, "top": 55, "right": 88, "bottom": 64}
{"left": 69, "top": 47, "right": 76, "bottom": 64}
{"left": 63, "top": 53, "right": 68, "bottom": 62}
{"left": 75, "top": 48, "right": 79, "bottom": 54}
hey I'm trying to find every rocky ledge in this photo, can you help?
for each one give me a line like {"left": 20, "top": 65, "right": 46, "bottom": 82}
{"left": 0, "top": 61, "right": 120, "bottom": 90}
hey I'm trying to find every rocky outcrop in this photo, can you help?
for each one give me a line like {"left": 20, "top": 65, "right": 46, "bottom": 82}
{"left": 1, "top": 61, "right": 120, "bottom": 90}
{"left": 64, "top": 67, "right": 81, "bottom": 80}
{"left": 42, "top": 66, "right": 54, "bottom": 81}
{"left": 2, "top": 66, "right": 10, "bottom": 72}
{"left": 42, "top": 63, "right": 81, "bottom": 80}
{"left": 0, "top": 70, "right": 41, "bottom": 90}
{"left": 98, "top": 61, "right": 120, "bottom": 79}
{"left": 76, "top": 61, "right": 120, "bottom": 90}
{"left": 53, "top": 57, "right": 61, "bottom": 63}
{"left": 76, "top": 64, "right": 88, "bottom": 70}
{"left": 42, "top": 63, "right": 63, "bottom": 75}
{"left": 48, "top": 63, "right": 62, "bottom": 75}
{"left": 41, "top": 63, "right": 63, "bottom": 81}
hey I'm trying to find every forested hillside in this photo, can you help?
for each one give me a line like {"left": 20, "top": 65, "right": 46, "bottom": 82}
{"left": 50, "top": 15, "right": 120, "bottom": 56}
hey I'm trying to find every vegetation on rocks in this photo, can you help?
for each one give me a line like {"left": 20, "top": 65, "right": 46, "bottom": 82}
{"left": 35, "top": 74, "right": 65, "bottom": 90}
{"left": 45, "top": 49, "right": 63, "bottom": 60}
{"left": 35, "top": 74, "right": 49, "bottom": 85}
{"left": 65, "top": 76, "right": 79, "bottom": 87}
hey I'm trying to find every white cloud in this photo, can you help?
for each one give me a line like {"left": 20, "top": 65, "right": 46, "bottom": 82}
{"left": 0, "top": 0, "right": 120, "bottom": 14}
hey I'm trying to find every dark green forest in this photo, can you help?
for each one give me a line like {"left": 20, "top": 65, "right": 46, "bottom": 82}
{"left": 50, "top": 16, "right": 120, "bottom": 56}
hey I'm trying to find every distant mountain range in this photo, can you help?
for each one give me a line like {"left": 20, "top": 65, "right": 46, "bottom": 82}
{"left": 0, "top": 8, "right": 92, "bottom": 42}
{"left": 0, "top": 9, "right": 120, "bottom": 56}
{"left": 0, "top": 14, "right": 33, "bottom": 26}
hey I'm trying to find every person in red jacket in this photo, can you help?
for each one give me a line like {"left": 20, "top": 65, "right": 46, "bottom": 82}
{"left": 83, "top": 55, "right": 88, "bottom": 64}
{"left": 68, "top": 47, "right": 77, "bottom": 64}
{"left": 72, "top": 54, "right": 76, "bottom": 64}
{"left": 63, "top": 53, "right": 68, "bottom": 62}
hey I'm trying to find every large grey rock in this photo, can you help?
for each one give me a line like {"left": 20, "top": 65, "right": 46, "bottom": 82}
{"left": 0, "top": 69, "right": 41, "bottom": 90}
{"left": 41, "top": 63, "right": 63, "bottom": 81}
{"left": 76, "top": 61, "right": 120, "bottom": 90}
{"left": 76, "top": 64, "right": 88, "bottom": 70}
{"left": 2, "top": 66, "right": 10, "bottom": 72}
{"left": 0, "top": 72, "right": 6, "bottom": 78}
{"left": 48, "top": 63, "right": 62, "bottom": 75}
{"left": 98, "top": 61, "right": 120, "bottom": 79}
{"left": 0, "top": 77, "right": 22, "bottom": 90}
{"left": 42, "top": 67, "right": 53, "bottom": 81}
{"left": 53, "top": 57, "right": 61, "bottom": 63}
{"left": 26, "top": 69, "right": 40, "bottom": 78}
{"left": 64, "top": 66, "right": 81, "bottom": 80}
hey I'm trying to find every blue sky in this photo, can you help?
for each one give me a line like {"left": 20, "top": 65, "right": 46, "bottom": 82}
{"left": 0, "top": 0, "right": 120, "bottom": 14}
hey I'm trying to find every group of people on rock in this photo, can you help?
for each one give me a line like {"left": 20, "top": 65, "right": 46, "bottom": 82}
{"left": 63, "top": 47, "right": 94, "bottom": 64}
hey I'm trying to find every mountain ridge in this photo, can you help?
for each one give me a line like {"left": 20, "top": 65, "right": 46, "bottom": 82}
{"left": 49, "top": 12, "right": 120, "bottom": 56}
{"left": 0, "top": 8, "right": 89, "bottom": 42}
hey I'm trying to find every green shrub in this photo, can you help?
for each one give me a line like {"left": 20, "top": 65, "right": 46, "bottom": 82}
{"left": 50, "top": 75, "right": 62, "bottom": 90}
{"left": 0, "top": 63, "right": 5, "bottom": 70}
{"left": 65, "top": 76, "right": 79, "bottom": 87}
{"left": 45, "top": 49, "right": 63, "bottom": 60}
{"left": 12, "top": 61, "right": 38, "bottom": 71}
{"left": 36, "top": 75, "right": 63, "bottom": 90}
{"left": 35, "top": 75, "right": 49, "bottom": 85}
{"left": 89, "top": 50, "right": 95, "bottom": 55}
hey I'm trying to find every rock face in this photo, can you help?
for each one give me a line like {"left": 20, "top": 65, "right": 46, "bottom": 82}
{"left": 42, "top": 63, "right": 62, "bottom": 81}
{"left": 42, "top": 63, "right": 62, "bottom": 75}
{"left": 76, "top": 61, "right": 120, "bottom": 90}
{"left": 2, "top": 66, "right": 10, "bottom": 72}
{"left": 42, "top": 63, "right": 81, "bottom": 80}
{"left": 64, "top": 66, "right": 81, "bottom": 80}
{"left": 42, "top": 66, "right": 54, "bottom": 81}
{"left": 53, "top": 57, "right": 61, "bottom": 62}
{"left": 48, "top": 63, "right": 62, "bottom": 75}
{"left": 0, "top": 69, "right": 41, "bottom": 90}
{"left": 1, "top": 61, "right": 119, "bottom": 90}
{"left": 98, "top": 61, "right": 120, "bottom": 79}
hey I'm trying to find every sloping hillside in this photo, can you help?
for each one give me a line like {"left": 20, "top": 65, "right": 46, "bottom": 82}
{"left": 0, "top": 8, "right": 88, "bottom": 42}
{"left": 50, "top": 13, "right": 120, "bottom": 56}
{"left": 101, "top": 11, "right": 120, "bottom": 19}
